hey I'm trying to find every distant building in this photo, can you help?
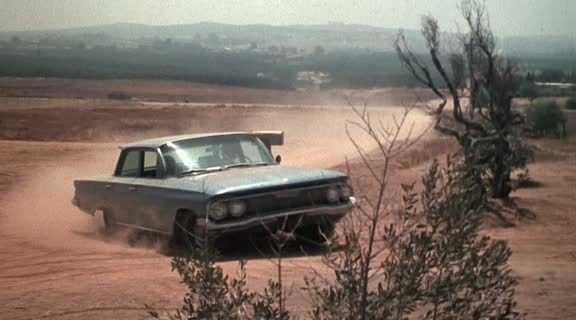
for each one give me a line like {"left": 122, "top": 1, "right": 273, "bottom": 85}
{"left": 535, "top": 82, "right": 575, "bottom": 89}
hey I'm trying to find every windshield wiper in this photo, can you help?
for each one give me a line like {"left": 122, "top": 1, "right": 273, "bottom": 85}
{"left": 223, "top": 162, "right": 271, "bottom": 170}
{"left": 177, "top": 163, "right": 270, "bottom": 177}
{"left": 176, "top": 166, "right": 223, "bottom": 177}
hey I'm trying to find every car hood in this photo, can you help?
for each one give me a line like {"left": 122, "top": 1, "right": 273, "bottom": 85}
{"left": 174, "top": 165, "right": 346, "bottom": 195}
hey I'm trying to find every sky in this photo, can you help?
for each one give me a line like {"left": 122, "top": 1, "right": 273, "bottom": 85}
{"left": 0, "top": 0, "right": 573, "bottom": 37}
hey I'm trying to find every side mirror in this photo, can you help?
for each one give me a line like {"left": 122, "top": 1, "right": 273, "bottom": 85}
{"left": 275, "top": 155, "right": 282, "bottom": 164}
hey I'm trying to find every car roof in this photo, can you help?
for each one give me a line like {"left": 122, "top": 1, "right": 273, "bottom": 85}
{"left": 119, "top": 132, "right": 251, "bottom": 149}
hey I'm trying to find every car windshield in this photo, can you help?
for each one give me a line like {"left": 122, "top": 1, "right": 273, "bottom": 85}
{"left": 160, "top": 135, "right": 275, "bottom": 176}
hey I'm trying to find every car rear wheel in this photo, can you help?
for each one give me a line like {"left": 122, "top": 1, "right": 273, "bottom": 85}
{"left": 94, "top": 209, "right": 117, "bottom": 235}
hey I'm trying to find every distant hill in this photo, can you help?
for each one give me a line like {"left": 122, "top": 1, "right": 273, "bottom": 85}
{"left": 2, "top": 22, "right": 572, "bottom": 57}
{"left": 0, "top": 22, "right": 572, "bottom": 90}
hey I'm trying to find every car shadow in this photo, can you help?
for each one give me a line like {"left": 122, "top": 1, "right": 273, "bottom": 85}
{"left": 166, "top": 231, "right": 341, "bottom": 262}
{"left": 73, "top": 228, "right": 342, "bottom": 262}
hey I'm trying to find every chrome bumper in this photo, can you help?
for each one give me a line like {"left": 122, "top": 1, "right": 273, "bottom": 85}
{"left": 197, "top": 197, "right": 355, "bottom": 233}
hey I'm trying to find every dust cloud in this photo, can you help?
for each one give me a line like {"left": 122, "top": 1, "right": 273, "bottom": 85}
{"left": 0, "top": 102, "right": 437, "bottom": 320}
{"left": 1, "top": 147, "right": 134, "bottom": 253}
{"left": 0, "top": 105, "right": 430, "bottom": 254}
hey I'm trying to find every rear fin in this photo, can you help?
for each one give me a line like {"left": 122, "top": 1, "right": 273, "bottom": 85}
{"left": 250, "top": 131, "right": 284, "bottom": 152}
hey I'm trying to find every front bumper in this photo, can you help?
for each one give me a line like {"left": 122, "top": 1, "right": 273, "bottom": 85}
{"left": 196, "top": 197, "right": 355, "bottom": 235}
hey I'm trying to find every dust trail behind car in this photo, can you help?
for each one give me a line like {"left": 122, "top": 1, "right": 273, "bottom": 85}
{"left": 0, "top": 104, "right": 430, "bottom": 320}
{"left": 2, "top": 105, "right": 429, "bottom": 249}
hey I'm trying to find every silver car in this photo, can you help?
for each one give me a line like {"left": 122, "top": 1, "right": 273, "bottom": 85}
{"left": 73, "top": 131, "right": 355, "bottom": 246}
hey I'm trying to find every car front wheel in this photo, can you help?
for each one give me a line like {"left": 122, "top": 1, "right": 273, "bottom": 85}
{"left": 172, "top": 212, "right": 215, "bottom": 251}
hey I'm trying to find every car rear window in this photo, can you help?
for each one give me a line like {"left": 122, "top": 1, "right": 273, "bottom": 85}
{"left": 119, "top": 151, "right": 139, "bottom": 177}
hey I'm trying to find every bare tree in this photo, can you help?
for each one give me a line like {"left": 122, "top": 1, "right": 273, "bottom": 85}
{"left": 394, "top": 0, "right": 532, "bottom": 199}
{"left": 306, "top": 104, "right": 422, "bottom": 320}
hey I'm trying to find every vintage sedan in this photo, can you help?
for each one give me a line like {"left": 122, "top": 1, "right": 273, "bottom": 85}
{"left": 73, "top": 131, "right": 355, "bottom": 246}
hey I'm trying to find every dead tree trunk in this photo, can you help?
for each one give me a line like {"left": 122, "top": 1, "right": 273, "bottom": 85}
{"left": 491, "top": 139, "right": 512, "bottom": 198}
{"left": 395, "top": 0, "right": 531, "bottom": 200}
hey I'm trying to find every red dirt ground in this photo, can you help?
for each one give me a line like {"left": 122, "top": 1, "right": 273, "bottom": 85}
{"left": 0, "top": 79, "right": 575, "bottom": 319}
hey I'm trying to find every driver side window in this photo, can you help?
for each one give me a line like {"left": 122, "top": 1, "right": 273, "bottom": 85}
{"left": 142, "top": 151, "right": 159, "bottom": 178}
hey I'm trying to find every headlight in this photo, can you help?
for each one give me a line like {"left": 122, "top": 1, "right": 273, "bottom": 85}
{"left": 228, "top": 200, "right": 247, "bottom": 218}
{"left": 340, "top": 185, "right": 352, "bottom": 200}
{"left": 326, "top": 187, "right": 340, "bottom": 203}
{"left": 208, "top": 202, "right": 228, "bottom": 221}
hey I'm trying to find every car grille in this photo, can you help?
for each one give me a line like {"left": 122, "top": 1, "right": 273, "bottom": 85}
{"left": 245, "top": 188, "right": 328, "bottom": 215}
{"left": 213, "top": 184, "right": 347, "bottom": 223}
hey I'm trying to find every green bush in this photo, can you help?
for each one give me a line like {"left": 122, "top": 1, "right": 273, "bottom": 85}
{"left": 526, "top": 102, "right": 567, "bottom": 137}
{"left": 518, "top": 81, "right": 539, "bottom": 103}
{"left": 566, "top": 97, "right": 576, "bottom": 110}
{"left": 146, "top": 248, "right": 291, "bottom": 320}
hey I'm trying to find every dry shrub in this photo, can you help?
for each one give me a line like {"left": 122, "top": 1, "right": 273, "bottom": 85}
{"left": 146, "top": 106, "right": 523, "bottom": 320}
{"left": 308, "top": 157, "right": 522, "bottom": 320}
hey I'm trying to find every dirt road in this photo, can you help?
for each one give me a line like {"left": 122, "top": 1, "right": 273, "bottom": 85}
{"left": 0, "top": 85, "right": 575, "bottom": 319}
{"left": 0, "top": 101, "right": 430, "bottom": 319}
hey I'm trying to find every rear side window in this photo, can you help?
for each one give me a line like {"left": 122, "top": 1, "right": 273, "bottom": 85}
{"left": 119, "top": 151, "right": 139, "bottom": 177}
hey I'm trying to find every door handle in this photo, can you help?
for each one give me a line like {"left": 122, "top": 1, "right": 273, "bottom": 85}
{"left": 128, "top": 186, "right": 137, "bottom": 191}
{"left": 104, "top": 184, "right": 112, "bottom": 189}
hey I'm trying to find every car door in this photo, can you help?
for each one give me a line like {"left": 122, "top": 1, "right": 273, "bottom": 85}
{"left": 112, "top": 148, "right": 173, "bottom": 232}
{"left": 110, "top": 148, "right": 140, "bottom": 226}
{"left": 128, "top": 150, "right": 170, "bottom": 231}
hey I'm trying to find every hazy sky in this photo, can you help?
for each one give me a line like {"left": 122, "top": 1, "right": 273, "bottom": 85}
{"left": 0, "top": 0, "right": 573, "bottom": 36}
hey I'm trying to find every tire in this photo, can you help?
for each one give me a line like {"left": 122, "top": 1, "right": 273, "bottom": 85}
{"left": 171, "top": 211, "right": 215, "bottom": 251}
{"left": 95, "top": 209, "right": 117, "bottom": 235}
